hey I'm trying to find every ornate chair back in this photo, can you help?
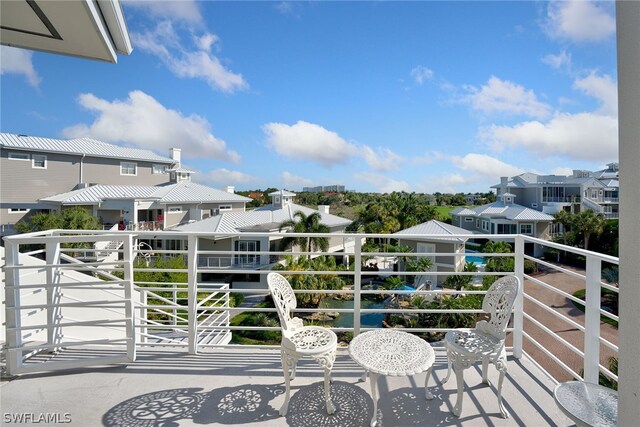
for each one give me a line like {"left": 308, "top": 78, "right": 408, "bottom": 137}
{"left": 267, "top": 272, "right": 301, "bottom": 335}
{"left": 477, "top": 275, "right": 520, "bottom": 340}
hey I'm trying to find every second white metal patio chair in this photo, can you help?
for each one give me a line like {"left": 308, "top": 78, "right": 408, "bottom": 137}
{"left": 267, "top": 272, "right": 337, "bottom": 416}
{"left": 443, "top": 275, "right": 520, "bottom": 418}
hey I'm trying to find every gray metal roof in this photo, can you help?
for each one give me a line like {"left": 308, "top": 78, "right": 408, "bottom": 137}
{"left": 452, "top": 202, "right": 554, "bottom": 221}
{"left": 269, "top": 190, "right": 296, "bottom": 197}
{"left": 159, "top": 182, "right": 251, "bottom": 204}
{"left": 40, "top": 182, "right": 251, "bottom": 205}
{"left": 1, "top": 133, "right": 174, "bottom": 163}
{"left": 173, "top": 202, "right": 351, "bottom": 233}
{"left": 393, "top": 220, "right": 472, "bottom": 242}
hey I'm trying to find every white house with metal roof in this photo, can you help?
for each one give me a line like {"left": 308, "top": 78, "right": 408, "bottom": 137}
{"left": 38, "top": 182, "right": 251, "bottom": 231}
{"left": 173, "top": 190, "right": 353, "bottom": 288}
{"left": 451, "top": 193, "right": 554, "bottom": 257}
{"left": 0, "top": 133, "right": 249, "bottom": 236}
{"left": 393, "top": 220, "right": 473, "bottom": 286}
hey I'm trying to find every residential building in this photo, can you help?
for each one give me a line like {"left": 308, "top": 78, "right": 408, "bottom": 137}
{"left": 173, "top": 190, "right": 353, "bottom": 288}
{"left": 492, "top": 164, "right": 620, "bottom": 219}
{"left": 393, "top": 220, "right": 473, "bottom": 286}
{"left": 0, "top": 133, "right": 250, "bottom": 236}
{"left": 450, "top": 193, "right": 554, "bottom": 257}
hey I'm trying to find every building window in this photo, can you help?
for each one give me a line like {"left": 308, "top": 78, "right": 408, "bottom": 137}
{"left": 8, "top": 208, "right": 30, "bottom": 213}
{"left": 218, "top": 205, "right": 232, "bottom": 212}
{"left": 152, "top": 164, "right": 168, "bottom": 174}
{"left": 32, "top": 155, "right": 47, "bottom": 169}
{"left": 234, "top": 240, "right": 260, "bottom": 266}
{"left": 8, "top": 152, "right": 30, "bottom": 161}
{"left": 120, "top": 162, "right": 137, "bottom": 176}
{"left": 520, "top": 223, "right": 533, "bottom": 235}
{"left": 168, "top": 206, "right": 182, "bottom": 213}
{"left": 464, "top": 217, "right": 474, "bottom": 222}
{"left": 476, "top": 219, "right": 480, "bottom": 227}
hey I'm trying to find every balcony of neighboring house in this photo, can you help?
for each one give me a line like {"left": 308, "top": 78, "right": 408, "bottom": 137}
{"left": 1, "top": 229, "right": 622, "bottom": 426}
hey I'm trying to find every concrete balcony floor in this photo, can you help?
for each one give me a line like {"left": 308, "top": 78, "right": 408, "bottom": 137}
{"left": 1, "top": 347, "right": 571, "bottom": 426}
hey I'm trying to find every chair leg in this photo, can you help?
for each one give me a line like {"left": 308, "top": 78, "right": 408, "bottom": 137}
{"left": 496, "top": 355, "right": 510, "bottom": 418}
{"left": 312, "top": 349, "right": 336, "bottom": 415}
{"left": 424, "top": 366, "right": 434, "bottom": 400}
{"left": 481, "top": 356, "right": 489, "bottom": 384}
{"left": 279, "top": 350, "right": 294, "bottom": 416}
{"left": 452, "top": 364, "right": 465, "bottom": 417}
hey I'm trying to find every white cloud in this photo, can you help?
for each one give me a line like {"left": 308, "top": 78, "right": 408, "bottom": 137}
{"left": 542, "top": 50, "right": 572, "bottom": 71}
{"left": 544, "top": 0, "right": 615, "bottom": 42}
{"left": 124, "top": 0, "right": 203, "bottom": 25}
{"left": 412, "top": 151, "right": 446, "bottom": 166}
{"left": 263, "top": 121, "right": 358, "bottom": 168}
{"left": 354, "top": 172, "right": 410, "bottom": 193}
{"left": 132, "top": 21, "right": 248, "bottom": 93}
{"left": 62, "top": 90, "right": 240, "bottom": 162}
{"left": 0, "top": 46, "right": 41, "bottom": 87}
{"left": 425, "top": 173, "right": 471, "bottom": 194}
{"left": 573, "top": 72, "right": 617, "bottom": 116}
{"left": 410, "top": 66, "right": 434, "bottom": 85}
{"left": 281, "top": 171, "right": 314, "bottom": 189}
{"left": 465, "top": 76, "right": 551, "bottom": 118}
{"left": 481, "top": 112, "right": 618, "bottom": 162}
{"left": 195, "top": 168, "right": 258, "bottom": 186}
{"left": 360, "top": 146, "right": 404, "bottom": 172}
{"left": 451, "top": 153, "right": 526, "bottom": 178}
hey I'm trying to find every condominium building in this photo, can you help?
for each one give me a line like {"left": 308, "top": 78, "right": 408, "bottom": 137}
{"left": 491, "top": 164, "right": 620, "bottom": 219}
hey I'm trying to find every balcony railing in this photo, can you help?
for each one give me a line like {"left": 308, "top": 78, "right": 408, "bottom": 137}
{"left": 2, "top": 229, "right": 619, "bottom": 393}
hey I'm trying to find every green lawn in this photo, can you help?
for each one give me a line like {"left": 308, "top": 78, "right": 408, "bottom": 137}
{"left": 434, "top": 205, "right": 462, "bottom": 222}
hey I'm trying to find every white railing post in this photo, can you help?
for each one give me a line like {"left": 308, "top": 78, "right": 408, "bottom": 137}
{"left": 4, "top": 240, "right": 23, "bottom": 375}
{"left": 139, "top": 289, "right": 147, "bottom": 344}
{"left": 583, "top": 255, "right": 601, "bottom": 383}
{"left": 187, "top": 235, "right": 198, "bottom": 354}
{"left": 45, "top": 239, "right": 62, "bottom": 351}
{"left": 122, "top": 235, "right": 137, "bottom": 362}
{"left": 513, "top": 235, "right": 525, "bottom": 359}
{"left": 353, "top": 236, "right": 362, "bottom": 336}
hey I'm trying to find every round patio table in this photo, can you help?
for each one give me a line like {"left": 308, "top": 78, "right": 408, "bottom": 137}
{"left": 349, "top": 329, "right": 436, "bottom": 427}
{"left": 553, "top": 381, "right": 617, "bottom": 427}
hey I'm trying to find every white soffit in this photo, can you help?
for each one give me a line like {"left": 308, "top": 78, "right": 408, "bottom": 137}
{"left": 0, "top": 0, "right": 132, "bottom": 63}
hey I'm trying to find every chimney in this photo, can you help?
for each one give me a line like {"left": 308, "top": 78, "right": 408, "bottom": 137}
{"left": 170, "top": 148, "right": 181, "bottom": 163}
{"left": 318, "top": 205, "right": 330, "bottom": 214}
{"left": 226, "top": 186, "right": 235, "bottom": 194}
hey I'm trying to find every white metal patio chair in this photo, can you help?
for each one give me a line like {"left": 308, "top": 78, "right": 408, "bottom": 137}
{"left": 443, "top": 275, "right": 520, "bottom": 418}
{"left": 267, "top": 272, "right": 337, "bottom": 416}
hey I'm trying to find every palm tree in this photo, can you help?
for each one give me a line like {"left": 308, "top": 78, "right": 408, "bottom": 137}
{"left": 482, "top": 241, "right": 514, "bottom": 272}
{"left": 279, "top": 211, "right": 330, "bottom": 258}
{"left": 574, "top": 209, "right": 606, "bottom": 250}
{"left": 553, "top": 210, "right": 574, "bottom": 245}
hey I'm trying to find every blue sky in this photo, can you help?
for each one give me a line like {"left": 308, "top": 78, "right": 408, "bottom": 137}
{"left": 1, "top": 1, "right": 618, "bottom": 194}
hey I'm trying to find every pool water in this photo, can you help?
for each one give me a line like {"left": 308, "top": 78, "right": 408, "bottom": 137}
{"left": 465, "top": 250, "right": 487, "bottom": 265}
{"left": 318, "top": 298, "right": 385, "bottom": 328}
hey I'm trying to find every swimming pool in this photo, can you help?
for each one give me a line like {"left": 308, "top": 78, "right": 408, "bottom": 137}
{"left": 465, "top": 251, "right": 487, "bottom": 265}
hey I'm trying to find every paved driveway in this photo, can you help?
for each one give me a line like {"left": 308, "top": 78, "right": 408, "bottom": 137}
{"left": 520, "top": 264, "right": 618, "bottom": 382}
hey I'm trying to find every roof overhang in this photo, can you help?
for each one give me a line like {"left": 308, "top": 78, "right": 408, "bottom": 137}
{"left": 1, "top": 0, "right": 132, "bottom": 63}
